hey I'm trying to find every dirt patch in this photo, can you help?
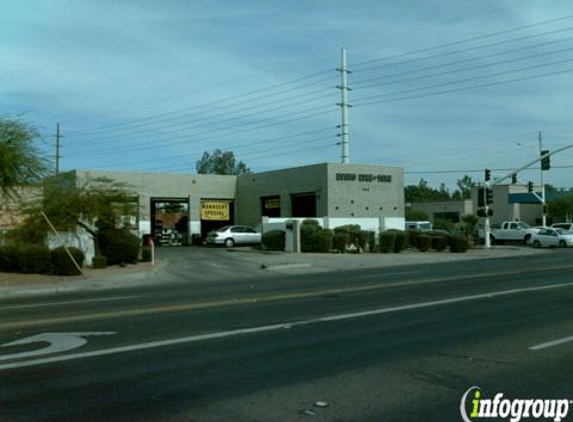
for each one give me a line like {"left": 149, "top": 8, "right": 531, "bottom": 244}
{"left": 0, "top": 261, "right": 157, "bottom": 288}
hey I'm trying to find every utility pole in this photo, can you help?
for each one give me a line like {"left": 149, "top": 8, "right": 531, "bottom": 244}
{"left": 337, "top": 48, "right": 351, "bottom": 164}
{"left": 539, "top": 131, "right": 547, "bottom": 227}
{"left": 55, "top": 122, "right": 62, "bottom": 175}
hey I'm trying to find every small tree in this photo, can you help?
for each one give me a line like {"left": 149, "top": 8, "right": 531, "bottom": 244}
{"left": 17, "top": 176, "right": 138, "bottom": 253}
{"left": 0, "top": 118, "right": 48, "bottom": 199}
{"left": 196, "top": 149, "right": 251, "bottom": 175}
{"left": 549, "top": 194, "right": 573, "bottom": 222}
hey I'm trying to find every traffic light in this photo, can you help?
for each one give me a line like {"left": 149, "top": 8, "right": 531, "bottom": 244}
{"left": 484, "top": 169, "right": 491, "bottom": 181}
{"left": 541, "top": 150, "right": 550, "bottom": 171}
{"left": 477, "top": 187, "right": 485, "bottom": 207}
{"left": 527, "top": 181, "right": 534, "bottom": 193}
{"left": 486, "top": 188, "right": 493, "bottom": 204}
{"left": 511, "top": 173, "right": 518, "bottom": 184}
{"left": 477, "top": 209, "right": 494, "bottom": 217}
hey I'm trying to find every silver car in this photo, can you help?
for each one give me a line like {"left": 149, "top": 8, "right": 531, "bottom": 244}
{"left": 530, "top": 228, "right": 573, "bottom": 248}
{"left": 206, "top": 225, "right": 262, "bottom": 247}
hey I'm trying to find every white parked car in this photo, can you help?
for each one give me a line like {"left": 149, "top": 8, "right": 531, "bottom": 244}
{"left": 551, "top": 223, "right": 573, "bottom": 232}
{"left": 530, "top": 228, "right": 573, "bottom": 248}
{"left": 206, "top": 225, "right": 262, "bottom": 247}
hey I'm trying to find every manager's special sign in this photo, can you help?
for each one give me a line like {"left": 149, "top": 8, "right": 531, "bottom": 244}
{"left": 201, "top": 200, "right": 230, "bottom": 220}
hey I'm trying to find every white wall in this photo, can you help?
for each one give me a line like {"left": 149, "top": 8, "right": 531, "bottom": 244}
{"left": 47, "top": 227, "right": 95, "bottom": 266}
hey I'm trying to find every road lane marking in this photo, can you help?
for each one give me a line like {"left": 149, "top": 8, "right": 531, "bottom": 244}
{"left": 356, "top": 271, "right": 419, "bottom": 279}
{"left": 0, "top": 296, "right": 139, "bottom": 311}
{"left": 530, "top": 335, "right": 573, "bottom": 351}
{"left": 2, "top": 268, "right": 573, "bottom": 331}
{"left": 1, "top": 281, "right": 573, "bottom": 371}
{"left": 0, "top": 332, "right": 116, "bottom": 361}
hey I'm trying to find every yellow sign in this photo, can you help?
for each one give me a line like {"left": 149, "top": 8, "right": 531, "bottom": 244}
{"left": 264, "top": 198, "right": 281, "bottom": 209}
{"left": 201, "top": 200, "right": 230, "bottom": 221}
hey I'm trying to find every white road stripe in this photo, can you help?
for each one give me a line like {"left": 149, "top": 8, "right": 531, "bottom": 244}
{"left": 0, "top": 296, "right": 139, "bottom": 311}
{"left": 530, "top": 335, "right": 573, "bottom": 351}
{"left": 356, "top": 271, "right": 419, "bottom": 279}
{"left": 1, "top": 281, "right": 573, "bottom": 371}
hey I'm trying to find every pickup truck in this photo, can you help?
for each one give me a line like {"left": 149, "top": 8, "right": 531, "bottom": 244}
{"left": 479, "top": 221, "right": 541, "bottom": 244}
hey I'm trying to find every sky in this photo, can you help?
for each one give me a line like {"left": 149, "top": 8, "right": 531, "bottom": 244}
{"left": 2, "top": 0, "right": 573, "bottom": 191}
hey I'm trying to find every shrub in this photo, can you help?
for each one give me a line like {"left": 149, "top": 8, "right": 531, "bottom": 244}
{"left": 367, "top": 231, "right": 376, "bottom": 253}
{"left": 311, "top": 228, "right": 333, "bottom": 253}
{"left": 98, "top": 228, "right": 140, "bottom": 265}
{"left": 378, "top": 232, "right": 395, "bottom": 253}
{"left": 433, "top": 218, "right": 455, "bottom": 231}
{"left": 301, "top": 220, "right": 321, "bottom": 253}
{"left": 392, "top": 231, "right": 408, "bottom": 253}
{"left": 333, "top": 232, "right": 350, "bottom": 253}
{"left": 17, "top": 245, "right": 53, "bottom": 274}
{"left": 141, "top": 247, "right": 152, "bottom": 262}
{"left": 431, "top": 236, "right": 448, "bottom": 252}
{"left": 0, "top": 245, "right": 20, "bottom": 272}
{"left": 51, "top": 246, "right": 85, "bottom": 276}
{"left": 417, "top": 234, "right": 432, "bottom": 252}
{"left": 449, "top": 235, "right": 469, "bottom": 253}
{"left": 262, "top": 230, "right": 286, "bottom": 251}
{"left": 407, "top": 230, "right": 423, "bottom": 249}
{"left": 92, "top": 255, "right": 108, "bottom": 269}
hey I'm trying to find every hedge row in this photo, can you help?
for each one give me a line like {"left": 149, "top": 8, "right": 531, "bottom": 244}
{"left": 377, "top": 230, "right": 469, "bottom": 253}
{"left": 0, "top": 245, "right": 85, "bottom": 275}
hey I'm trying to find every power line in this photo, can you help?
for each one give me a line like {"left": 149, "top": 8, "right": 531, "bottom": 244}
{"left": 352, "top": 14, "right": 573, "bottom": 69}
{"left": 67, "top": 105, "right": 336, "bottom": 158}
{"left": 352, "top": 37, "right": 573, "bottom": 88}
{"left": 353, "top": 65, "right": 573, "bottom": 107}
{"left": 66, "top": 70, "right": 334, "bottom": 136}
{"left": 68, "top": 88, "right": 336, "bottom": 150}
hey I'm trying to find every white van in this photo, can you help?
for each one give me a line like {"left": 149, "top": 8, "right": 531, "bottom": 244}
{"left": 405, "top": 221, "right": 433, "bottom": 231}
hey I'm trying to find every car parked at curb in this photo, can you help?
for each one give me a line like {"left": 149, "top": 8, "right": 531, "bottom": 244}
{"left": 530, "top": 227, "right": 573, "bottom": 248}
{"left": 551, "top": 223, "right": 573, "bottom": 232}
{"left": 206, "top": 225, "right": 262, "bottom": 247}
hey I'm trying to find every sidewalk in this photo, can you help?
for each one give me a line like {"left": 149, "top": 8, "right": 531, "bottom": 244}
{"left": 0, "top": 260, "right": 169, "bottom": 299}
{"left": 231, "top": 245, "right": 549, "bottom": 274}
{"left": 0, "top": 246, "right": 547, "bottom": 299}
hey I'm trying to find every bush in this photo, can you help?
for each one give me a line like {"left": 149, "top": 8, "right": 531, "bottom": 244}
{"left": 262, "top": 230, "right": 286, "bottom": 251}
{"left": 51, "top": 246, "right": 85, "bottom": 276}
{"left": 378, "top": 232, "right": 395, "bottom": 253}
{"left": 98, "top": 228, "right": 140, "bottom": 265}
{"left": 449, "top": 235, "right": 469, "bottom": 253}
{"left": 92, "top": 255, "right": 108, "bottom": 269}
{"left": 407, "top": 230, "right": 423, "bottom": 249}
{"left": 333, "top": 225, "right": 370, "bottom": 252}
{"left": 311, "top": 228, "right": 333, "bottom": 253}
{"left": 301, "top": 220, "right": 321, "bottom": 253}
{"left": 431, "top": 236, "right": 448, "bottom": 252}
{"left": 141, "top": 247, "right": 152, "bottom": 262}
{"left": 417, "top": 234, "right": 432, "bottom": 252}
{"left": 0, "top": 245, "right": 20, "bottom": 272}
{"left": 392, "top": 231, "right": 408, "bottom": 253}
{"left": 17, "top": 245, "right": 53, "bottom": 274}
{"left": 367, "top": 231, "right": 376, "bottom": 253}
{"left": 333, "top": 232, "right": 350, "bottom": 253}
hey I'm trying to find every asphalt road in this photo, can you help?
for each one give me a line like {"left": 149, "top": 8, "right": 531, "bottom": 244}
{"left": 1, "top": 249, "right": 572, "bottom": 421}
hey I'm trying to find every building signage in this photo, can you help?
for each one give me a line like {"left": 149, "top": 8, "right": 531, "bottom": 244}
{"left": 264, "top": 198, "right": 281, "bottom": 209}
{"left": 201, "top": 200, "right": 230, "bottom": 221}
{"left": 336, "top": 173, "right": 392, "bottom": 183}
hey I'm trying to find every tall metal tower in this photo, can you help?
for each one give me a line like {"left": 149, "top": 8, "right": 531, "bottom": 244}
{"left": 337, "top": 48, "right": 352, "bottom": 164}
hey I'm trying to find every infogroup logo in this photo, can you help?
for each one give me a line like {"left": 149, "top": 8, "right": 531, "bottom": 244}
{"left": 460, "top": 387, "right": 571, "bottom": 422}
